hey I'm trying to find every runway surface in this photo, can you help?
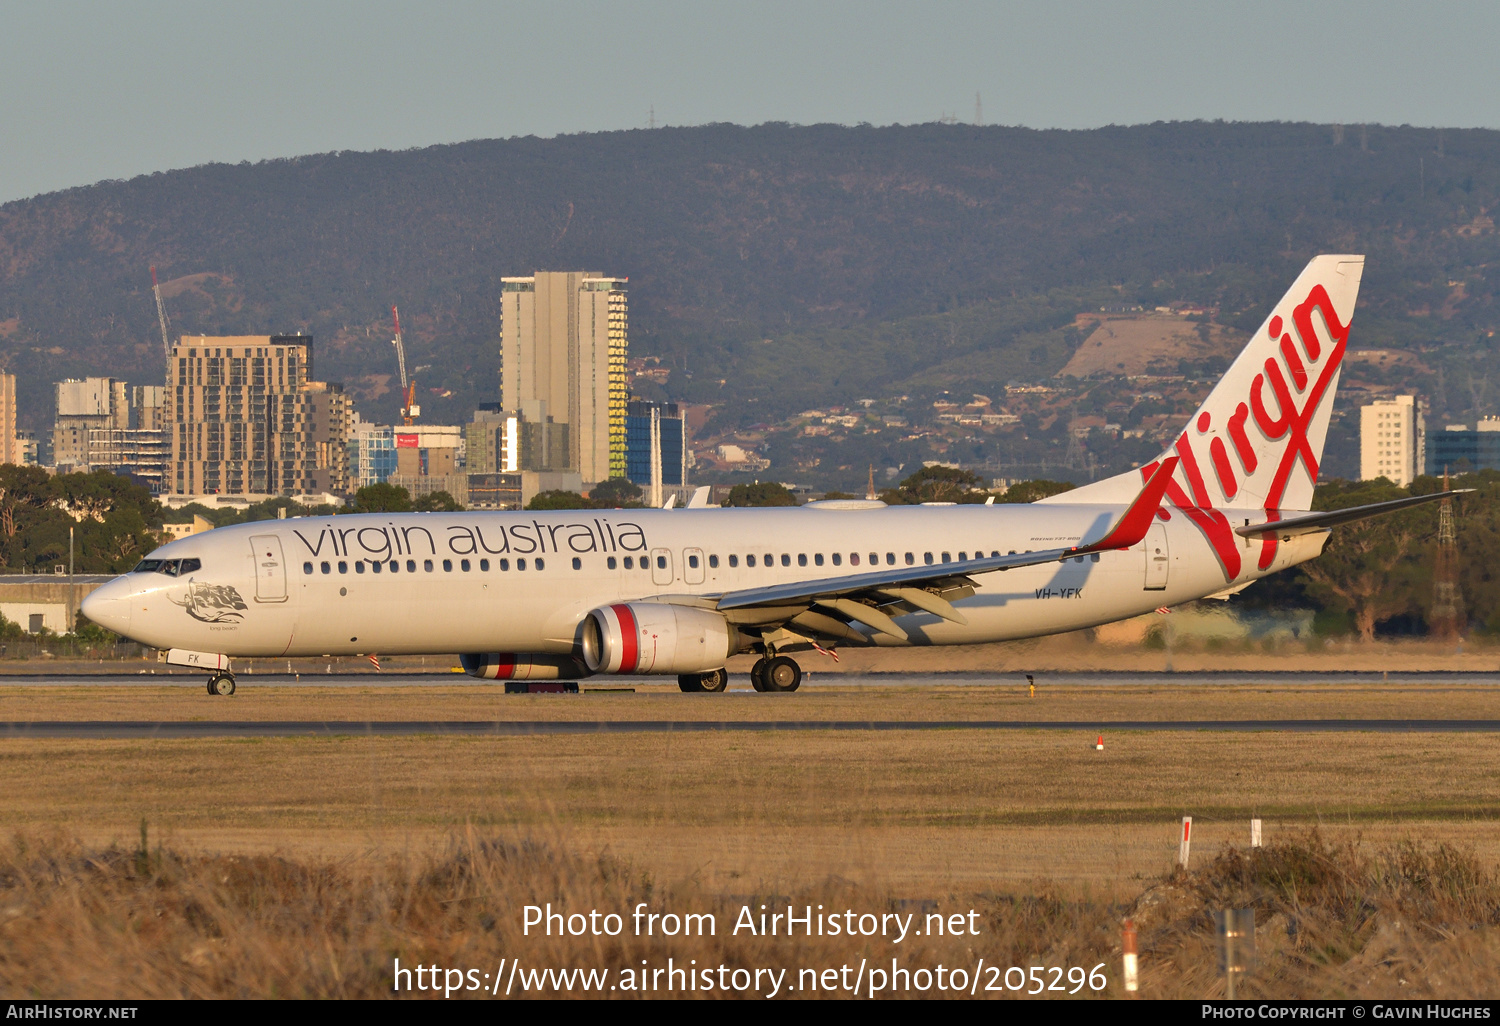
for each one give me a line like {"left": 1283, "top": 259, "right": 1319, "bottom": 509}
{"left": 1, "top": 670, "right": 1499, "bottom": 687}
{"left": 5, "top": 719, "right": 1499, "bottom": 738}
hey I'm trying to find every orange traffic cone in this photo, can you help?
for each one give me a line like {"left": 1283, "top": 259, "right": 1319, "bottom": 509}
{"left": 1096, "top": 735, "right": 1104, "bottom": 751}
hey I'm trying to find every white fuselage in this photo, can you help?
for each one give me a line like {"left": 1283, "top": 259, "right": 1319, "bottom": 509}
{"left": 82, "top": 503, "right": 1323, "bottom": 662}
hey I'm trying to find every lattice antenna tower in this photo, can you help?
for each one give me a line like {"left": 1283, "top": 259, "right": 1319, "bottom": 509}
{"left": 1431, "top": 468, "right": 1465, "bottom": 641}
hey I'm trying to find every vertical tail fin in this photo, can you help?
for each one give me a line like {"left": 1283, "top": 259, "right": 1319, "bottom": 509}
{"left": 1046, "top": 254, "right": 1364, "bottom": 513}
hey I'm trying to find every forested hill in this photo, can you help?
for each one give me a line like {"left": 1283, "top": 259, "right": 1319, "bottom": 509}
{"left": 1, "top": 121, "right": 1498, "bottom": 431}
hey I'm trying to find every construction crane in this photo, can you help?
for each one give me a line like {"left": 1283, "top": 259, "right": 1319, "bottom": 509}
{"left": 391, "top": 305, "right": 419, "bottom": 426}
{"left": 150, "top": 267, "right": 172, "bottom": 358}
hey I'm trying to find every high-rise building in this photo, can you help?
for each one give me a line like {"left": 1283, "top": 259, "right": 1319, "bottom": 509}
{"left": 625, "top": 399, "right": 686, "bottom": 505}
{"left": 1428, "top": 418, "right": 1500, "bottom": 475}
{"left": 169, "top": 335, "right": 330, "bottom": 497}
{"left": 1360, "top": 395, "right": 1425, "bottom": 487}
{"left": 132, "top": 386, "right": 168, "bottom": 430}
{"left": 53, "top": 377, "right": 127, "bottom": 470}
{"left": 305, "top": 381, "right": 353, "bottom": 495}
{"left": 464, "top": 404, "right": 507, "bottom": 474}
{"left": 499, "top": 271, "right": 628, "bottom": 486}
{"left": 0, "top": 374, "right": 16, "bottom": 466}
{"left": 348, "top": 419, "right": 397, "bottom": 489}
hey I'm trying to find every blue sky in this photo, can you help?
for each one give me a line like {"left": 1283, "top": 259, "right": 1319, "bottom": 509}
{"left": 3, "top": 0, "right": 1498, "bottom": 204}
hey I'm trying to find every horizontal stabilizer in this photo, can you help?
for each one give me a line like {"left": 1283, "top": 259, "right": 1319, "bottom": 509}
{"left": 1235, "top": 490, "right": 1472, "bottom": 537}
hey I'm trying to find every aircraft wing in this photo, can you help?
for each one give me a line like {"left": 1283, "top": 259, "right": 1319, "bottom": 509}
{"left": 710, "top": 458, "right": 1178, "bottom": 641}
{"left": 1234, "top": 489, "right": 1473, "bottom": 538}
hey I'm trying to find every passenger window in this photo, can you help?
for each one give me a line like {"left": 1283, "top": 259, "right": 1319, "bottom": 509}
{"left": 781, "top": 554, "right": 791, "bottom": 567}
{"left": 461, "top": 559, "right": 471, "bottom": 571}
{"left": 303, "top": 562, "right": 313, "bottom": 575}
{"left": 850, "top": 553, "right": 859, "bottom": 566}
{"left": 1008, "top": 550, "right": 1016, "bottom": 555}
{"left": 572, "top": 557, "right": 582, "bottom": 570}
{"left": 535, "top": 558, "right": 545, "bottom": 570}
{"left": 708, "top": 554, "right": 719, "bottom": 568}
{"left": 338, "top": 561, "right": 348, "bottom": 574}
{"left": 499, "top": 559, "right": 509, "bottom": 571}
{"left": 746, "top": 555, "right": 755, "bottom": 567}
{"left": 480, "top": 559, "right": 490, "bottom": 571}
{"left": 371, "top": 561, "right": 382, "bottom": 573}
{"left": 798, "top": 554, "right": 808, "bottom": 567}
{"left": 607, "top": 556, "right": 617, "bottom": 570}
{"left": 831, "top": 553, "right": 841, "bottom": 566}
{"left": 958, "top": 552, "right": 967, "bottom": 561}
{"left": 517, "top": 558, "right": 527, "bottom": 571}
{"left": 904, "top": 553, "right": 914, "bottom": 565}
{"left": 320, "top": 562, "right": 330, "bottom": 574}
{"left": 407, "top": 559, "right": 416, "bottom": 572}
{"left": 623, "top": 556, "right": 633, "bottom": 569}
{"left": 424, "top": 559, "right": 434, "bottom": 572}
{"left": 688, "top": 554, "right": 699, "bottom": 569}
{"left": 814, "top": 554, "right": 823, "bottom": 566}
{"left": 941, "top": 552, "right": 950, "bottom": 563}
{"left": 1091, "top": 553, "right": 1101, "bottom": 563}
{"left": 443, "top": 559, "right": 453, "bottom": 571}
{"left": 656, "top": 555, "right": 667, "bottom": 570}
{"left": 356, "top": 561, "right": 366, "bottom": 574}
{"left": 887, "top": 553, "right": 896, "bottom": 565}
{"left": 728, "top": 555, "right": 738, "bottom": 567}
{"left": 389, "top": 561, "right": 399, "bottom": 573}
{"left": 764, "top": 554, "right": 773, "bottom": 567}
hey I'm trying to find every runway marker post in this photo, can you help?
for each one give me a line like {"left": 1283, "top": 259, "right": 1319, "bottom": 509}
{"left": 1178, "top": 816, "right": 1192, "bottom": 869}
{"left": 1096, "top": 734, "right": 1104, "bottom": 751}
{"left": 1122, "top": 919, "right": 1139, "bottom": 994}
{"left": 1251, "top": 818, "right": 1262, "bottom": 848}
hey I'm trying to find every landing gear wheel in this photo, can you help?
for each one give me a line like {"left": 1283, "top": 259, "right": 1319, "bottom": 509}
{"left": 749, "top": 657, "right": 770, "bottom": 692}
{"left": 762, "top": 656, "right": 801, "bottom": 693}
{"left": 677, "top": 674, "right": 704, "bottom": 693}
{"left": 698, "top": 668, "right": 728, "bottom": 693}
{"left": 208, "top": 672, "right": 236, "bottom": 696}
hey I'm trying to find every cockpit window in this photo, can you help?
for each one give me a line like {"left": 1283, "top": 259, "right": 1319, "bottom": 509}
{"left": 156, "top": 560, "right": 180, "bottom": 577}
{"left": 133, "top": 560, "right": 162, "bottom": 573}
{"left": 179, "top": 558, "right": 201, "bottom": 574}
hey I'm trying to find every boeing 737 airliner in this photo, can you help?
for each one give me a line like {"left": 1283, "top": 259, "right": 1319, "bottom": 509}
{"left": 82, "top": 255, "right": 1464, "bottom": 694}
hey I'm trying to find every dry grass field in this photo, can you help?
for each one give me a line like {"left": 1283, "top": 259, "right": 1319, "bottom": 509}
{"left": 0, "top": 681, "right": 1497, "bottom": 998}
{"left": 0, "top": 680, "right": 1497, "bottom": 723}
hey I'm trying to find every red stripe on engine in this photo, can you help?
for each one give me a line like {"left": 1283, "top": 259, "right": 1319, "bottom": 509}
{"left": 493, "top": 654, "right": 517, "bottom": 680}
{"left": 612, "top": 604, "right": 639, "bottom": 673}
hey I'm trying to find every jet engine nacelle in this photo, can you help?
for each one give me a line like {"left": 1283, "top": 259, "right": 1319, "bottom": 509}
{"left": 459, "top": 652, "right": 591, "bottom": 681}
{"left": 582, "top": 603, "right": 740, "bottom": 675}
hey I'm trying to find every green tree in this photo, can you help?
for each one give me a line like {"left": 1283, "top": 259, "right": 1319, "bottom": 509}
{"left": 1297, "top": 479, "right": 1432, "bottom": 642}
{"left": 722, "top": 482, "right": 797, "bottom": 507}
{"left": 999, "top": 479, "right": 1076, "bottom": 503}
{"left": 588, "top": 478, "right": 644, "bottom": 508}
{"left": 882, "top": 466, "right": 987, "bottom": 505}
{"left": 526, "top": 490, "right": 593, "bottom": 510}
{"left": 413, "top": 490, "right": 464, "bottom": 512}
{"left": 352, "top": 483, "right": 413, "bottom": 513}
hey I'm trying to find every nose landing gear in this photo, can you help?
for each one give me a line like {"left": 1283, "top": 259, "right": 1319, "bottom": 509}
{"left": 207, "top": 672, "right": 236, "bottom": 696}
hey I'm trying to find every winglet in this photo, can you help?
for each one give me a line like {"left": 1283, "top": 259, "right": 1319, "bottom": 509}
{"left": 1076, "top": 456, "right": 1178, "bottom": 553}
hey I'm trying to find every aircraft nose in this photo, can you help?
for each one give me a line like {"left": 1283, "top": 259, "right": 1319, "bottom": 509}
{"left": 80, "top": 578, "right": 133, "bottom": 637}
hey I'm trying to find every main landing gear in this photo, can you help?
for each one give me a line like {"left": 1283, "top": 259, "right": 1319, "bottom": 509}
{"left": 749, "top": 655, "right": 802, "bottom": 693}
{"left": 678, "top": 668, "right": 728, "bottom": 693}
{"left": 206, "top": 672, "right": 236, "bottom": 696}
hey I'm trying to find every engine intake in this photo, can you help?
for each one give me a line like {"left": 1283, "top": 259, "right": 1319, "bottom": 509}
{"left": 459, "top": 653, "right": 590, "bottom": 681}
{"left": 582, "top": 603, "right": 739, "bottom": 675}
